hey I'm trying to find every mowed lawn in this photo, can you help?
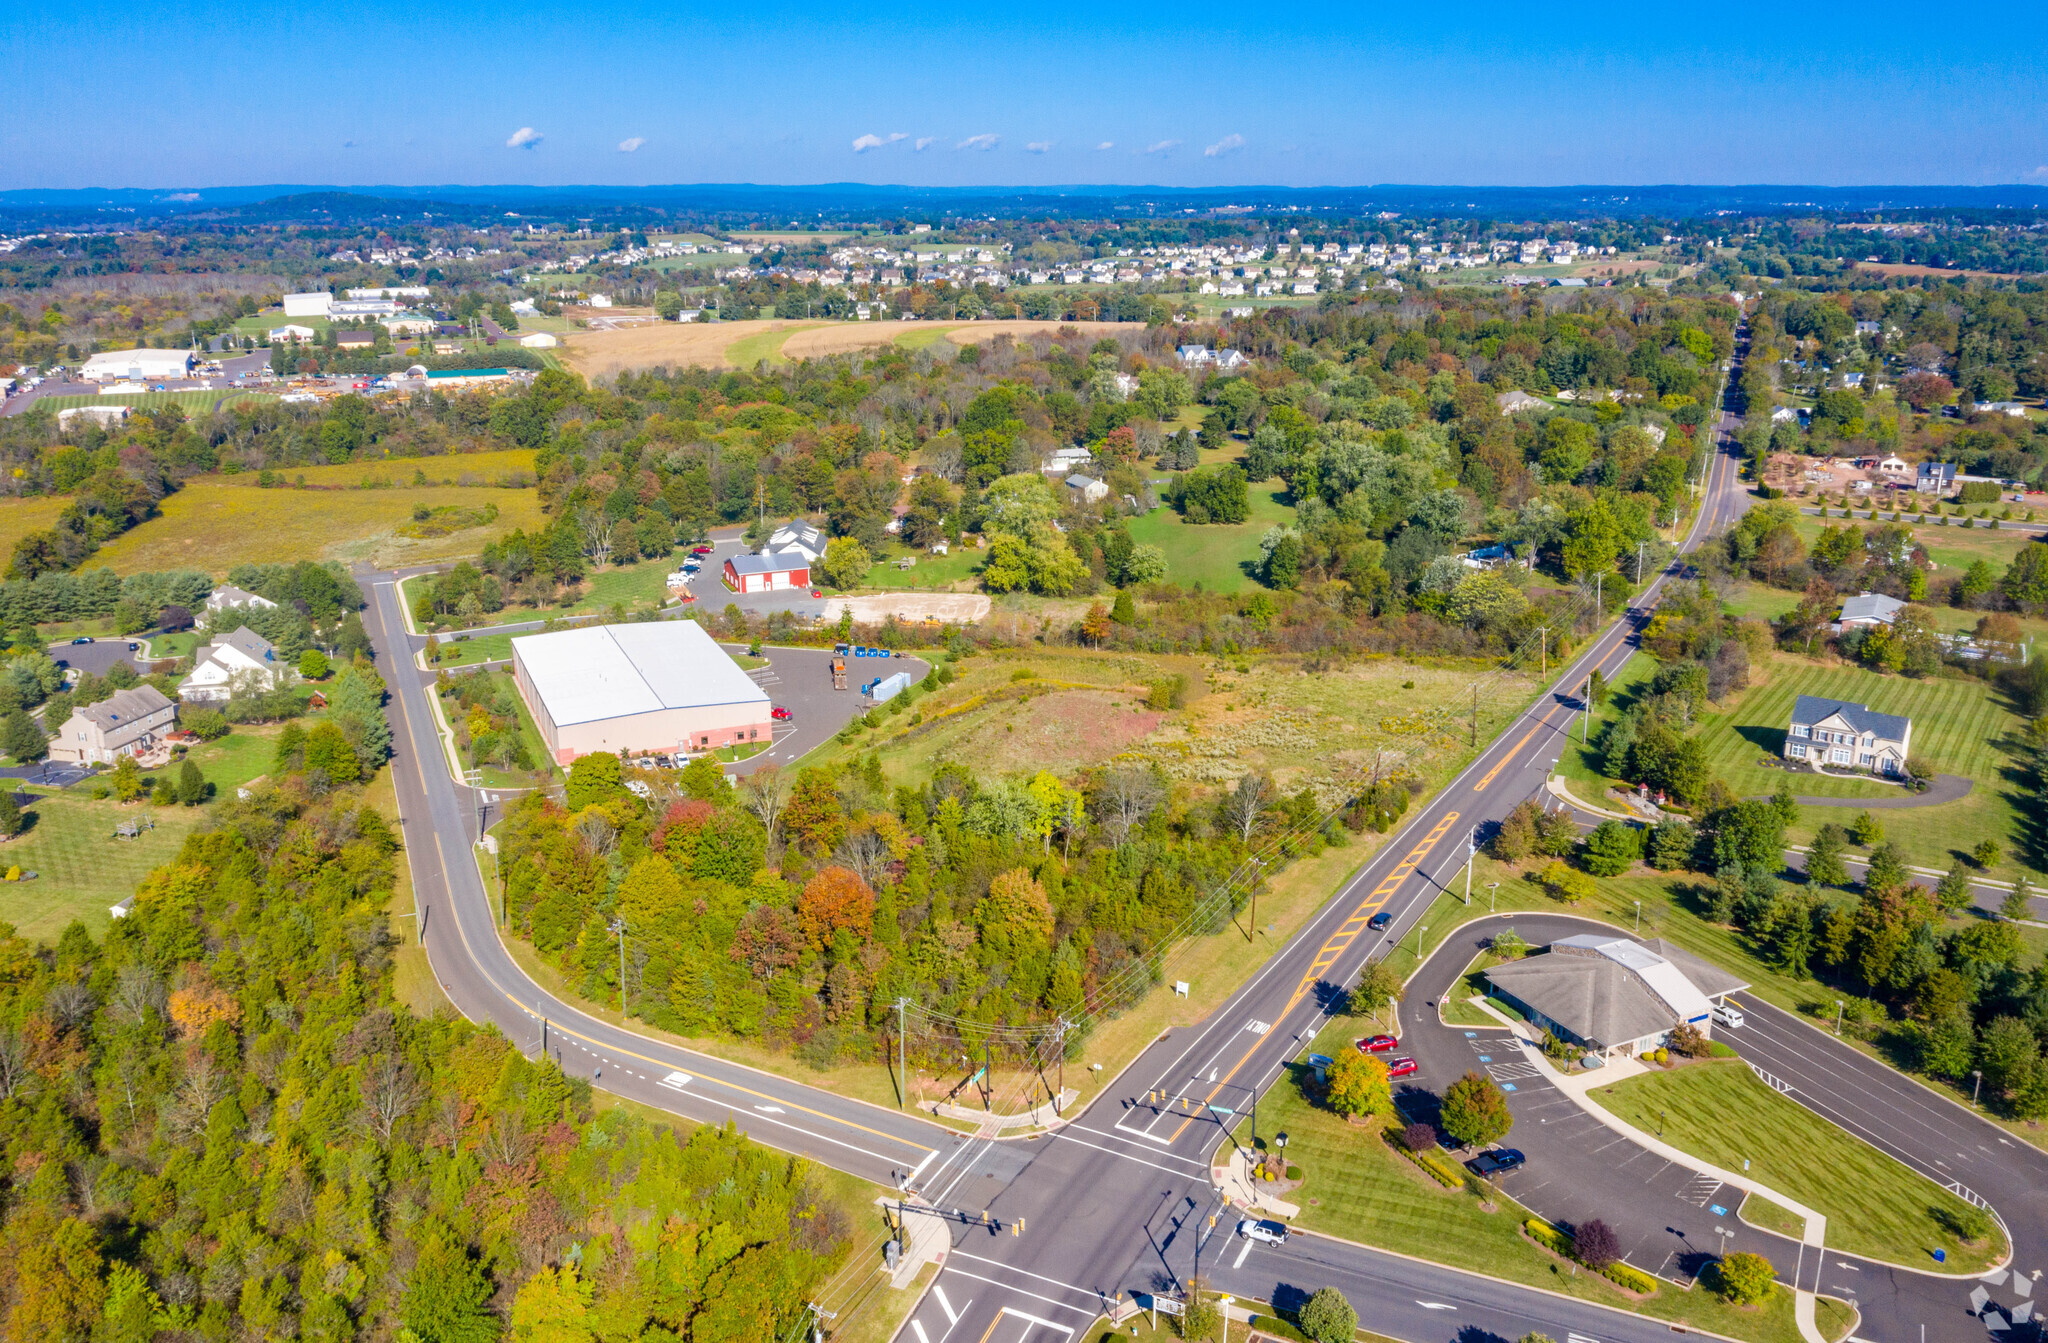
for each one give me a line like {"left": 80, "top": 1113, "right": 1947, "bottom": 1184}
{"left": 0, "top": 792, "right": 199, "bottom": 943}
{"left": 95, "top": 478, "right": 545, "bottom": 574}
{"left": 1594, "top": 1061, "right": 2005, "bottom": 1272}
{"left": 31, "top": 391, "right": 276, "bottom": 416}
{"left": 1693, "top": 657, "right": 2016, "bottom": 801}
{"left": 1126, "top": 485, "right": 1295, "bottom": 594}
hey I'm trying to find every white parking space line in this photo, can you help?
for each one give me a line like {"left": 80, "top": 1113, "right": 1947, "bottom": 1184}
{"left": 933, "top": 1285, "right": 961, "bottom": 1324}
{"left": 910, "top": 1323, "right": 931, "bottom": 1343}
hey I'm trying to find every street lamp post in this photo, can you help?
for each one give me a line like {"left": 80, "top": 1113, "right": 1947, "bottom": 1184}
{"left": 1973, "top": 1070, "right": 1983, "bottom": 1108}
{"left": 1834, "top": 1000, "right": 1844, "bottom": 1037}
{"left": 1464, "top": 827, "right": 1476, "bottom": 905}
{"left": 1486, "top": 881, "right": 1499, "bottom": 912}
{"left": 1413, "top": 923, "right": 1428, "bottom": 957}
{"left": 1715, "top": 1224, "right": 1731, "bottom": 1260}
{"left": 1633, "top": 900, "right": 1641, "bottom": 933}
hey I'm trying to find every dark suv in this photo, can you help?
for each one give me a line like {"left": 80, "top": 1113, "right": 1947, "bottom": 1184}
{"left": 1464, "top": 1148, "right": 1526, "bottom": 1177}
{"left": 1367, "top": 911, "right": 1393, "bottom": 931}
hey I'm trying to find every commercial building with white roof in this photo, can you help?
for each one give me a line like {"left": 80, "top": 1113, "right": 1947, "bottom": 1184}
{"left": 79, "top": 349, "right": 195, "bottom": 382}
{"left": 510, "top": 620, "right": 771, "bottom": 765}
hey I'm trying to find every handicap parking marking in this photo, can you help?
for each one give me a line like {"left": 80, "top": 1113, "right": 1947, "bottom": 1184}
{"left": 1709, "top": 1204, "right": 1729, "bottom": 1216}
{"left": 1501, "top": 1083, "right": 1517, "bottom": 1092}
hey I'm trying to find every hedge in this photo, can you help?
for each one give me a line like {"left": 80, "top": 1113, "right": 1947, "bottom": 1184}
{"left": 1523, "top": 1218, "right": 1658, "bottom": 1295}
{"left": 1400, "top": 1142, "right": 1464, "bottom": 1188}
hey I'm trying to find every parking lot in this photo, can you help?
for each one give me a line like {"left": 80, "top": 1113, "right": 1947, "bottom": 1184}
{"left": 718, "top": 641, "right": 926, "bottom": 775}
{"left": 1400, "top": 916, "right": 1806, "bottom": 1288}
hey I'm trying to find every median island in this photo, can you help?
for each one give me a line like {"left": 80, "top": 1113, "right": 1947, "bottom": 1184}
{"left": 1591, "top": 1059, "right": 2007, "bottom": 1273}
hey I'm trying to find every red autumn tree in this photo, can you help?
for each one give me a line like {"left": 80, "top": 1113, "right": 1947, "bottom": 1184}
{"left": 798, "top": 866, "right": 875, "bottom": 950}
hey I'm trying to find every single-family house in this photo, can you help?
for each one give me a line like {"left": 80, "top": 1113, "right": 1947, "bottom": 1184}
{"left": 268, "top": 324, "right": 317, "bottom": 343}
{"left": 1484, "top": 934, "right": 1748, "bottom": 1059}
{"left": 180, "top": 626, "right": 291, "bottom": 703}
{"left": 764, "top": 519, "right": 825, "bottom": 564}
{"left": 1783, "top": 694, "right": 1912, "bottom": 776}
{"left": 1877, "top": 454, "right": 1912, "bottom": 482}
{"left": 1042, "top": 446, "right": 1093, "bottom": 476}
{"left": 1065, "top": 474, "right": 1110, "bottom": 506}
{"left": 1974, "top": 402, "right": 2030, "bottom": 418}
{"left": 1834, "top": 592, "right": 1904, "bottom": 629}
{"left": 201, "top": 584, "right": 278, "bottom": 626}
{"left": 49, "top": 684, "right": 178, "bottom": 766}
{"left": 1917, "top": 461, "right": 1958, "bottom": 495}
{"left": 1495, "top": 390, "right": 1545, "bottom": 414}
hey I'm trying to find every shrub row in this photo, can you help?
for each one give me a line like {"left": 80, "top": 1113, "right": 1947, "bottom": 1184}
{"left": 1522, "top": 1219, "right": 1659, "bottom": 1295}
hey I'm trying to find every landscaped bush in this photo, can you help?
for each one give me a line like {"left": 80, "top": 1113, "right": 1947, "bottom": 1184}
{"left": 1523, "top": 1217, "right": 1574, "bottom": 1255}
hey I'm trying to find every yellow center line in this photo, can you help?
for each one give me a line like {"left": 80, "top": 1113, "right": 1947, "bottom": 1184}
{"left": 1160, "top": 812, "right": 1459, "bottom": 1143}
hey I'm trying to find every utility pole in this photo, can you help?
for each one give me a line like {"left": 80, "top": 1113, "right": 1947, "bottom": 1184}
{"left": 1637, "top": 540, "right": 1648, "bottom": 584}
{"left": 1464, "top": 826, "right": 1476, "bottom": 905}
{"left": 1470, "top": 682, "right": 1479, "bottom": 747}
{"left": 609, "top": 919, "right": 628, "bottom": 1012}
{"left": 897, "top": 998, "right": 908, "bottom": 1109}
{"left": 1540, "top": 627, "right": 1547, "bottom": 676}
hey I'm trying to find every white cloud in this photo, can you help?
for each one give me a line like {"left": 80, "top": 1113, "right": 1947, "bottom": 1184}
{"left": 1143, "top": 139, "right": 1181, "bottom": 155}
{"left": 1025, "top": 140, "right": 1052, "bottom": 154}
{"left": 506, "top": 126, "right": 543, "bottom": 149}
{"left": 618, "top": 136, "right": 646, "bottom": 153}
{"left": 852, "top": 132, "right": 908, "bottom": 152}
{"left": 1204, "top": 133, "right": 1245, "bottom": 158}
{"left": 914, "top": 137, "right": 936, "bottom": 150}
{"left": 1096, "top": 141, "right": 1115, "bottom": 151}
{"left": 957, "top": 133, "right": 1001, "bottom": 151}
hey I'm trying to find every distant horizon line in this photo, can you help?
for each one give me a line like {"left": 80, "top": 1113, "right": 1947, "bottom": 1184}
{"left": 7, "top": 181, "right": 2048, "bottom": 197}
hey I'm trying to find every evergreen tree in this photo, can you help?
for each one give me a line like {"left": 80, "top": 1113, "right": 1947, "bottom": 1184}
{"left": 2002, "top": 876, "right": 2035, "bottom": 923}
{"left": 175, "top": 758, "right": 206, "bottom": 805}
{"left": 0, "top": 787, "right": 21, "bottom": 838}
{"left": 1806, "top": 823, "right": 1851, "bottom": 887}
{"left": 273, "top": 721, "right": 307, "bottom": 772}
{"left": 326, "top": 666, "right": 392, "bottom": 766}
{"left": 2, "top": 709, "right": 46, "bottom": 764}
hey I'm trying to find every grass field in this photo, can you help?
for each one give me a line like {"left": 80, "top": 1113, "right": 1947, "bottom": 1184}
{"left": 860, "top": 543, "right": 984, "bottom": 591}
{"left": 95, "top": 476, "right": 546, "bottom": 574}
{"left": 1126, "top": 486, "right": 1297, "bottom": 593}
{"left": 0, "top": 496, "right": 70, "bottom": 562}
{"left": 233, "top": 313, "right": 329, "bottom": 336}
{"left": 1593, "top": 1060, "right": 2004, "bottom": 1272}
{"left": 725, "top": 323, "right": 829, "bottom": 368}
{"left": 1788, "top": 510, "right": 2039, "bottom": 575}
{"left": 893, "top": 328, "right": 959, "bottom": 354}
{"left": 406, "top": 551, "right": 679, "bottom": 631}
{"left": 0, "top": 791, "right": 200, "bottom": 943}
{"left": 433, "top": 630, "right": 514, "bottom": 667}
{"left": 1240, "top": 1014, "right": 1825, "bottom": 1343}
{"left": 30, "top": 390, "right": 276, "bottom": 415}
{"left": 140, "top": 725, "right": 281, "bottom": 794}
{"left": 246, "top": 448, "right": 537, "bottom": 489}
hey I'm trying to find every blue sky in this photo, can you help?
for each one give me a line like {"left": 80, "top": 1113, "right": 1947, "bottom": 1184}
{"left": 4, "top": 1, "right": 2045, "bottom": 189}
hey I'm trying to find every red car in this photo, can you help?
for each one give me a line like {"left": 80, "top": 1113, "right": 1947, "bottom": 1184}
{"left": 1385, "top": 1057, "right": 1419, "bottom": 1078}
{"left": 771, "top": 706, "right": 792, "bottom": 721}
{"left": 810, "top": 588, "right": 823, "bottom": 597}
{"left": 1356, "top": 1034, "right": 1398, "bottom": 1054}
{"left": 691, "top": 545, "right": 713, "bottom": 555}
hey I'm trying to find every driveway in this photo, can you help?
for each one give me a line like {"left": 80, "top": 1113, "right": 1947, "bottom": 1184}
{"left": 0, "top": 761, "right": 92, "bottom": 788}
{"left": 48, "top": 639, "right": 147, "bottom": 678}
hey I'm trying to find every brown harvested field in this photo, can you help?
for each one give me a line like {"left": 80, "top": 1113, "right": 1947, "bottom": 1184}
{"left": 781, "top": 319, "right": 1127, "bottom": 360}
{"left": 561, "top": 318, "right": 1131, "bottom": 378}
{"left": 1855, "top": 262, "right": 2025, "bottom": 281}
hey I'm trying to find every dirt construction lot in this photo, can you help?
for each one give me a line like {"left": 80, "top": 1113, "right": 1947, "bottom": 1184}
{"left": 559, "top": 318, "right": 1129, "bottom": 378}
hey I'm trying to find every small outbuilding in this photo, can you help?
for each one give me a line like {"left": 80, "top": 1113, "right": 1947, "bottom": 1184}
{"left": 723, "top": 552, "right": 811, "bottom": 594}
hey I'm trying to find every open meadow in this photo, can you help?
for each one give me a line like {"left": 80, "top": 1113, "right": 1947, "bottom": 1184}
{"left": 559, "top": 317, "right": 1130, "bottom": 378}
{"left": 95, "top": 474, "right": 545, "bottom": 573}
{"left": 0, "top": 495, "right": 71, "bottom": 560}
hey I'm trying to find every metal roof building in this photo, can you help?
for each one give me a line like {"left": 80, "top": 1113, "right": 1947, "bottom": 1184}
{"left": 510, "top": 620, "right": 772, "bottom": 765}
{"left": 79, "top": 349, "right": 195, "bottom": 382}
{"left": 1484, "top": 934, "right": 1748, "bottom": 1058}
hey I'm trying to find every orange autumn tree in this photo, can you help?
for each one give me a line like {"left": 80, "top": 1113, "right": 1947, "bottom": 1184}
{"left": 797, "top": 866, "right": 874, "bottom": 950}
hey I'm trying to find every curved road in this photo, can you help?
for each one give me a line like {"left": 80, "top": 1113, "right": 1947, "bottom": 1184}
{"left": 357, "top": 324, "right": 2043, "bottom": 1343}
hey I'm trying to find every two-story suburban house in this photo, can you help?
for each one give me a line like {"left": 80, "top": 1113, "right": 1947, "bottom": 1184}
{"left": 49, "top": 684, "right": 178, "bottom": 765}
{"left": 1784, "top": 694, "right": 1912, "bottom": 776}
{"left": 764, "top": 520, "right": 825, "bottom": 565}
{"left": 179, "top": 626, "right": 290, "bottom": 703}
{"left": 201, "top": 584, "right": 278, "bottom": 627}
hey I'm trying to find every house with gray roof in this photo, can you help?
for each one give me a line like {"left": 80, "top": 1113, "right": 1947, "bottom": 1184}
{"left": 1783, "top": 693, "right": 1912, "bottom": 776}
{"left": 1484, "top": 934, "right": 1748, "bottom": 1058}
{"left": 49, "top": 684, "right": 177, "bottom": 765}
{"left": 1834, "top": 592, "right": 1904, "bottom": 630}
{"left": 180, "top": 626, "right": 290, "bottom": 703}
